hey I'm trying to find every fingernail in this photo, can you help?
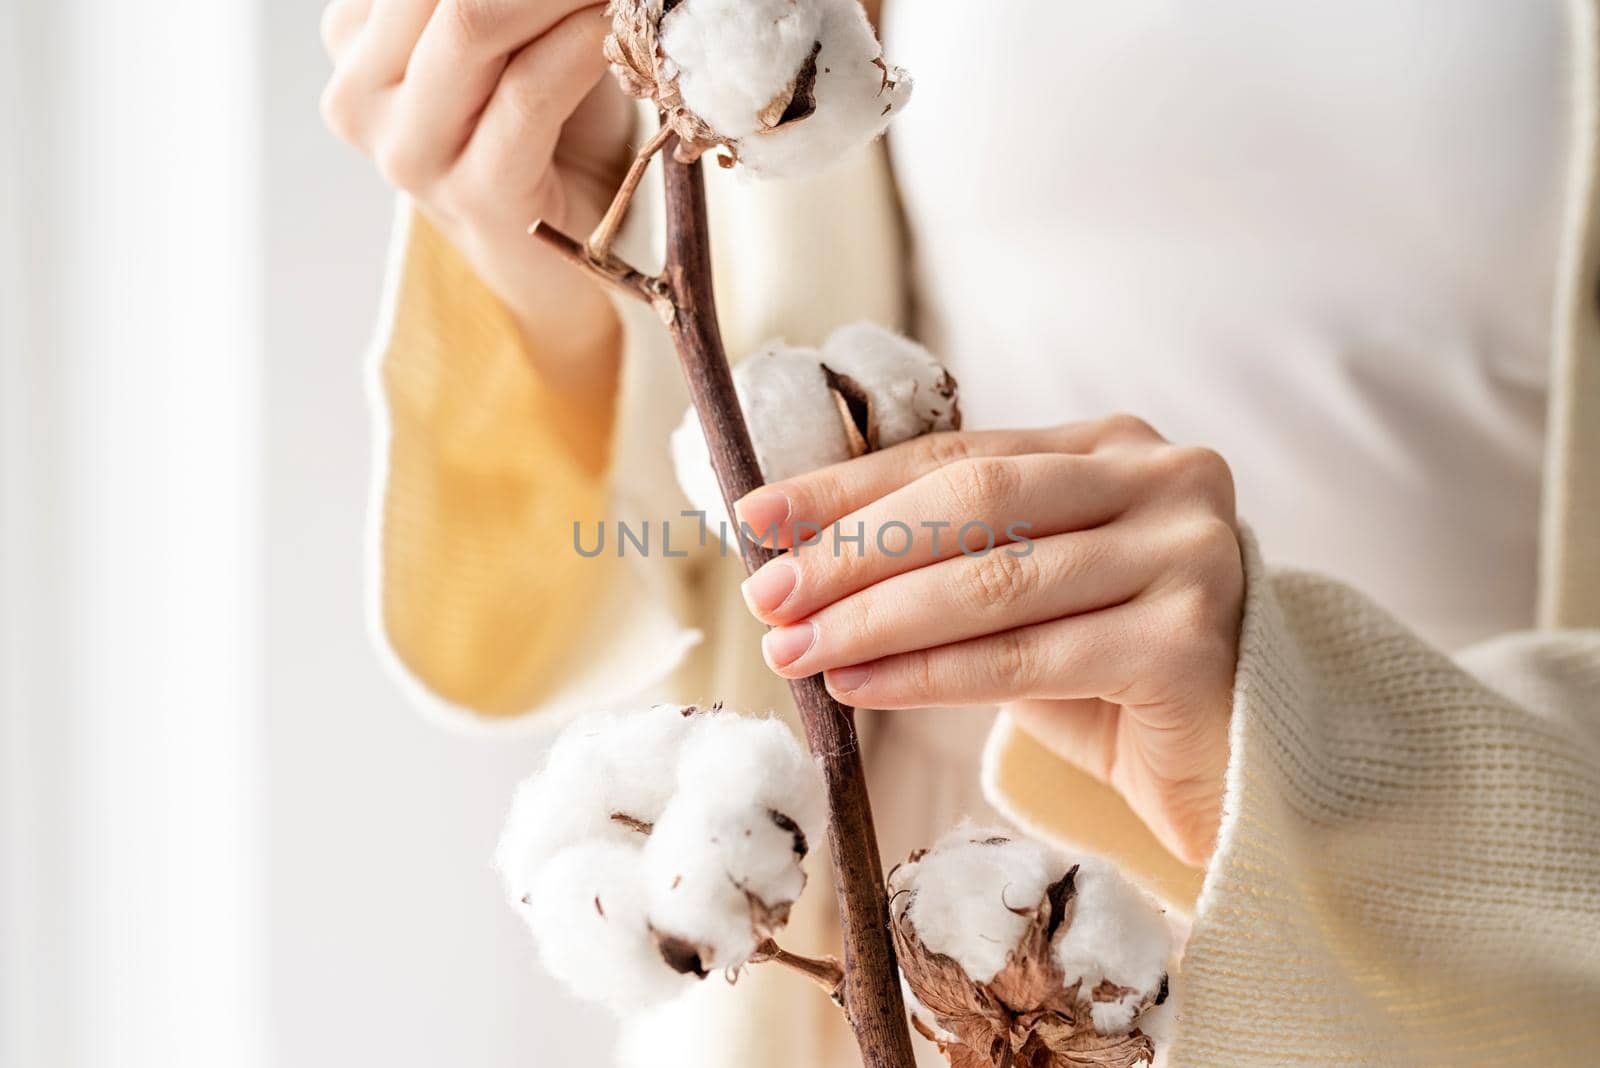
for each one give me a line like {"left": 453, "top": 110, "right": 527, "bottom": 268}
{"left": 736, "top": 488, "right": 791, "bottom": 536}
{"left": 827, "top": 664, "right": 874, "bottom": 694}
{"left": 763, "top": 622, "right": 816, "bottom": 669}
{"left": 742, "top": 561, "right": 798, "bottom": 616}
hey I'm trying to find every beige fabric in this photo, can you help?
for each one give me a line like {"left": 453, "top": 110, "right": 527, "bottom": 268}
{"left": 1544, "top": 0, "right": 1600, "bottom": 629}
{"left": 364, "top": 26, "right": 1600, "bottom": 1067}
{"left": 1166, "top": 535, "right": 1600, "bottom": 1065}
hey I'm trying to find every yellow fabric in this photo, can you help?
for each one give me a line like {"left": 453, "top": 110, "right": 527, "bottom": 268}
{"left": 377, "top": 212, "right": 616, "bottom": 716}
{"left": 982, "top": 721, "right": 1206, "bottom": 910}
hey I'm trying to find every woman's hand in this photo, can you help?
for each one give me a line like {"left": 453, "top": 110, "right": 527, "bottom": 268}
{"left": 735, "top": 415, "right": 1245, "bottom": 865}
{"left": 319, "top": 0, "right": 633, "bottom": 395}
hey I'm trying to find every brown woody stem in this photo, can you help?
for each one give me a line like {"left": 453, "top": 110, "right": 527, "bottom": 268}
{"left": 526, "top": 220, "right": 670, "bottom": 316}
{"left": 659, "top": 142, "right": 916, "bottom": 1068}
{"left": 529, "top": 127, "right": 917, "bottom": 1068}
{"left": 587, "top": 122, "right": 675, "bottom": 264}
{"left": 751, "top": 939, "right": 846, "bottom": 1003}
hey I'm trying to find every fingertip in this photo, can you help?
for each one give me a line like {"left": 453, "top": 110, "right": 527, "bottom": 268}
{"left": 734, "top": 487, "right": 792, "bottom": 535}
{"left": 825, "top": 663, "right": 874, "bottom": 698}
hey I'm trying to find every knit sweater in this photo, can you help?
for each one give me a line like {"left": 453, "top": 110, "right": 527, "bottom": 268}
{"left": 362, "top": 22, "right": 1600, "bottom": 1066}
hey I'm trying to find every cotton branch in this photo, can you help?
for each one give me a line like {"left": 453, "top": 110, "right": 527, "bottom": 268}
{"left": 750, "top": 939, "right": 847, "bottom": 1004}
{"left": 529, "top": 135, "right": 918, "bottom": 1068}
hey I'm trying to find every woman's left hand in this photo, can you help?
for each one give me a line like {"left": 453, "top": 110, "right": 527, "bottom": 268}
{"left": 734, "top": 414, "right": 1245, "bottom": 866}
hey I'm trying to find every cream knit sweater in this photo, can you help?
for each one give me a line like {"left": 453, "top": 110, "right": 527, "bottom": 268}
{"left": 363, "top": 12, "right": 1600, "bottom": 1064}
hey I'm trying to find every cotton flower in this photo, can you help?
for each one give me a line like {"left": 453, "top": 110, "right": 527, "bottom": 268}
{"left": 890, "top": 826, "right": 1174, "bottom": 1067}
{"left": 672, "top": 324, "right": 960, "bottom": 533}
{"left": 895, "top": 828, "right": 1060, "bottom": 984}
{"left": 1051, "top": 857, "right": 1175, "bottom": 1036}
{"left": 496, "top": 704, "right": 826, "bottom": 1011}
{"left": 659, "top": 0, "right": 825, "bottom": 141}
{"left": 730, "top": 0, "right": 915, "bottom": 180}
{"left": 672, "top": 341, "right": 854, "bottom": 532}
{"left": 524, "top": 841, "right": 694, "bottom": 1012}
{"left": 605, "top": 0, "right": 913, "bottom": 179}
{"left": 821, "top": 322, "right": 961, "bottom": 449}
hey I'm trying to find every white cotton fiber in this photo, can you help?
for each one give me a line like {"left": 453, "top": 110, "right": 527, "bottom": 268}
{"left": 821, "top": 322, "right": 961, "bottom": 447}
{"left": 1050, "top": 856, "right": 1174, "bottom": 1035}
{"left": 893, "top": 825, "right": 1062, "bottom": 984}
{"left": 640, "top": 798, "right": 765, "bottom": 971}
{"left": 672, "top": 342, "right": 854, "bottom": 532}
{"left": 673, "top": 712, "right": 827, "bottom": 840}
{"left": 735, "top": 0, "right": 914, "bottom": 180}
{"left": 523, "top": 841, "right": 694, "bottom": 1012}
{"left": 661, "top": 0, "right": 825, "bottom": 141}
{"left": 494, "top": 703, "right": 698, "bottom": 909}
{"left": 672, "top": 327, "right": 959, "bottom": 536}
{"left": 640, "top": 793, "right": 817, "bottom": 971}
{"left": 641, "top": 715, "right": 824, "bottom": 969}
{"left": 497, "top": 704, "right": 826, "bottom": 1006}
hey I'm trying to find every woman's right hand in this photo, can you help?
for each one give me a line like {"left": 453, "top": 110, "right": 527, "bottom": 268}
{"left": 320, "top": 1, "right": 634, "bottom": 394}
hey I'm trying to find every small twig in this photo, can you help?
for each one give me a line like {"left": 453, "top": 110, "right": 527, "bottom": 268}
{"left": 750, "top": 938, "right": 846, "bottom": 1005}
{"left": 526, "top": 220, "right": 671, "bottom": 318}
{"left": 587, "top": 122, "right": 675, "bottom": 264}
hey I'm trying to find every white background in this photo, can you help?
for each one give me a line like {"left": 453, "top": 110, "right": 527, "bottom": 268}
{"left": 1, "top": 1, "right": 611, "bottom": 1064}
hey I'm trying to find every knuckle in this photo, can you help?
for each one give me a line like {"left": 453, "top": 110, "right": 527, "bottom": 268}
{"left": 1100, "top": 411, "right": 1161, "bottom": 443}
{"left": 1163, "top": 586, "right": 1225, "bottom": 652}
{"left": 450, "top": 0, "right": 505, "bottom": 45}
{"left": 902, "top": 650, "right": 938, "bottom": 703}
{"left": 1149, "top": 445, "right": 1236, "bottom": 511}
{"left": 1168, "top": 517, "right": 1242, "bottom": 594}
{"left": 916, "top": 431, "right": 973, "bottom": 470}
{"left": 318, "top": 77, "right": 360, "bottom": 144}
{"left": 319, "top": 0, "right": 353, "bottom": 52}
{"left": 966, "top": 550, "right": 1031, "bottom": 613}
{"left": 990, "top": 629, "right": 1028, "bottom": 687}
{"left": 374, "top": 139, "right": 428, "bottom": 192}
{"left": 942, "top": 457, "right": 1020, "bottom": 515}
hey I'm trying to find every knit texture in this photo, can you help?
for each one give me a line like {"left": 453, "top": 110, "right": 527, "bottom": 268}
{"left": 1167, "top": 533, "right": 1600, "bottom": 1064}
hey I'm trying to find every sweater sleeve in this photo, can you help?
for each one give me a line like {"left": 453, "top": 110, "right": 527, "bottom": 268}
{"left": 1172, "top": 535, "right": 1600, "bottom": 1064}
{"left": 367, "top": 203, "right": 704, "bottom": 730}
{"left": 985, "top": 534, "right": 1600, "bottom": 1062}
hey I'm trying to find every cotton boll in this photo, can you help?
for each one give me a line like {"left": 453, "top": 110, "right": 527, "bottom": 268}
{"left": 1050, "top": 856, "right": 1175, "bottom": 1035}
{"left": 523, "top": 841, "right": 695, "bottom": 1012}
{"left": 821, "top": 322, "right": 961, "bottom": 448}
{"left": 737, "top": 344, "right": 857, "bottom": 488}
{"left": 494, "top": 704, "right": 700, "bottom": 909}
{"left": 736, "top": 0, "right": 914, "bottom": 179}
{"left": 675, "top": 712, "right": 827, "bottom": 843}
{"left": 639, "top": 712, "right": 824, "bottom": 971}
{"left": 640, "top": 798, "right": 770, "bottom": 972}
{"left": 670, "top": 410, "right": 730, "bottom": 531}
{"left": 892, "top": 825, "right": 1063, "bottom": 983}
{"left": 660, "top": 0, "right": 825, "bottom": 140}
{"left": 672, "top": 342, "right": 853, "bottom": 534}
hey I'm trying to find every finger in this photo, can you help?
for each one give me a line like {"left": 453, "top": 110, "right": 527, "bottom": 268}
{"left": 741, "top": 451, "right": 1139, "bottom": 626}
{"left": 760, "top": 522, "right": 1165, "bottom": 679}
{"left": 321, "top": 0, "right": 373, "bottom": 62}
{"left": 320, "top": 0, "right": 436, "bottom": 147}
{"left": 447, "top": 9, "right": 613, "bottom": 225}
{"left": 341, "top": 0, "right": 439, "bottom": 87}
{"left": 736, "top": 413, "right": 1165, "bottom": 544}
{"left": 386, "top": 1, "right": 605, "bottom": 185}
{"left": 821, "top": 600, "right": 1160, "bottom": 710}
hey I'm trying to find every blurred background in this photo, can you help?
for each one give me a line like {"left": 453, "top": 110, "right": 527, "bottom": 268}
{"left": 1, "top": 2, "right": 609, "bottom": 1064}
